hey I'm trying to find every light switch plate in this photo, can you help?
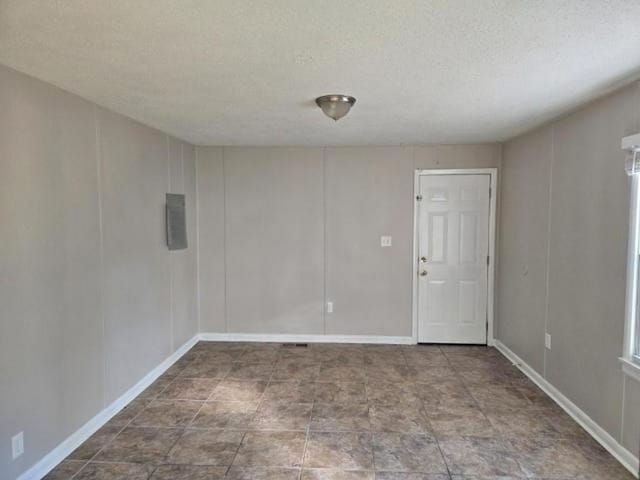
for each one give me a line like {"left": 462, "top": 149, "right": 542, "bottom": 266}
{"left": 380, "top": 236, "right": 392, "bottom": 247}
{"left": 326, "top": 301, "right": 333, "bottom": 314}
{"left": 545, "top": 333, "right": 551, "bottom": 350}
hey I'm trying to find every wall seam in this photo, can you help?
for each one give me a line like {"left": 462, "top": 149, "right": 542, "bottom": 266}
{"left": 411, "top": 146, "right": 418, "bottom": 342}
{"left": 223, "top": 148, "right": 229, "bottom": 334}
{"left": 180, "top": 142, "right": 186, "bottom": 343}
{"left": 494, "top": 144, "right": 502, "bottom": 342}
{"left": 322, "top": 146, "right": 328, "bottom": 335}
{"left": 93, "top": 106, "right": 107, "bottom": 407}
{"left": 195, "top": 147, "right": 201, "bottom": 334}
{"left": 543, "top": 125, "right": 555, "bottom": 380}
{"left": 167, "top": 136, "right": 174, "bottom": 352}
{"left": 181, "top": 143, "right": 185, "bottom": 195}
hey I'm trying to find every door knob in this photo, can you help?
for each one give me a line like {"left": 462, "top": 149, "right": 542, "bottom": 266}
{"left": 419, "top": 270, "right": 428, "bottom": 276}
{"left": 420, "top": 256, "right": 428, "bottom": 263}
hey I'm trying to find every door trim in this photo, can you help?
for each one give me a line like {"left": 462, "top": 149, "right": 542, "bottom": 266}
{"left": 411, "top": 168, "right": 498, "bottom": 346}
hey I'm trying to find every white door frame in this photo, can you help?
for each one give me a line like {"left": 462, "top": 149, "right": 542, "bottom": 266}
{"left": 412, "top": 168, "right": 498, "bottom": 346}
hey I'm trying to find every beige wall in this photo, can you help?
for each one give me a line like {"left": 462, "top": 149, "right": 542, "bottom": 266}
{"left": 499, "top": 126, "right": 553, "bottom": 373}
{"left": 0, "top": 64, "right": 198, "bottom": 479}
{"left": 196, "top": 147, "right": 226, "bottom": 333}
{"left": 196, "top": 144, "right": 501, "bottom": 338}
{"left": 498, "top": 82, "right": 640, "bottom": 457}
{"left": 325, "top": 147, "right": 415, "bottom": 336}
{"left": 225, "top": 147, "right": 325, "bottom": 334}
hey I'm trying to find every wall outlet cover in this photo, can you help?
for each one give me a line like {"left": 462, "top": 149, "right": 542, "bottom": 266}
{"left": 12, "top": 431, "right": 24, "bottom": 460}
{"left": 380, "top": 236, "right": 392, "bottom": 247}
{"left": 326, "top": 301, "right": 334, "bottom": 314}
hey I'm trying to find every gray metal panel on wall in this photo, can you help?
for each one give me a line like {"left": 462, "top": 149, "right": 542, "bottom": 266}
{"left": 98, "top": 108, "right": 172, "bottom": 402}
{"left": 325, "top": 146, "right": 414, "bottom": 336}
{"left": 166, "top": 193, "right": 187, "bottom": 250}
{"left": 224, "top": 147, "right": 325, "bottom": 334}
{"left": 499, "top": 126, "right": 553, "bottom": 373}
{"left": 196, "top": 147, "right": 226, "bottom": 332}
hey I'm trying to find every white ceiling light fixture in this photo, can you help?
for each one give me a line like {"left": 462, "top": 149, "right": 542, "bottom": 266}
{"left": 315, "top": 94, "right": 356, "bottom": 121}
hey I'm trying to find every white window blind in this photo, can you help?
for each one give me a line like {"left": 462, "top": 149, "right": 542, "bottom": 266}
{"left": 625, "top": 149, "right": 640, "bottom": 176}
{"left": 622, "top": 134, "right": 640, "bottom": 368}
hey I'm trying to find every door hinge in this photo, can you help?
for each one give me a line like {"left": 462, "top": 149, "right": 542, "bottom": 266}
{"left": 416, "top": 195, "right": 423, "bottom": 202}
{"left": 489, "top": 187, "right": 492, "bottom": 198}
{"left": 486, "top": 255, "right": 490, "bottom": 266}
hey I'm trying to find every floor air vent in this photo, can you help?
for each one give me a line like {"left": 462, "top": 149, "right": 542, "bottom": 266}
{"left": 282, "top": 343, "right": 308, "bottom": 348}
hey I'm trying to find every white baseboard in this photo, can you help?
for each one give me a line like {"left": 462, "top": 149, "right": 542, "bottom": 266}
{"left": 18, "top": 334, "right": 200, "bottom": 480}
{"left": 198, "top": 332, "right": 415, "bottom": 345}
{"left": 494, "top": 340, "right": 639, "bottom": 478}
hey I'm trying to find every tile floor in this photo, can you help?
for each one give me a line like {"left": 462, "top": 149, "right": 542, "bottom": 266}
{"left": 44, "top": 342, "right": 634, "bottom": 479}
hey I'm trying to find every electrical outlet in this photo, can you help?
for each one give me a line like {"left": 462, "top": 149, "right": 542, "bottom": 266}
{"left": 545, "top": 333, "right": 551, "bottom": 350}
{"left": 12, "top": 432, "right": 24, "bottom": 460}
{"left": 380, "top": 236, "right": 392, "bottom": 247}
{"left": 326, "top": 301, "right": 333, "bottom": 314}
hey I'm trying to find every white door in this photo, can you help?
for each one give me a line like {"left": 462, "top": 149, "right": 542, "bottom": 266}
{"left": 417, "top": 173, "right": 491, "bottom": 344}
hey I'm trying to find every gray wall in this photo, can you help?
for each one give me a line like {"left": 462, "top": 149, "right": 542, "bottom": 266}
{"left": 498, "top": 82, "right": 640, "bottom": 457}
{"left": 0, "top": 64, "right": 198, "bottom": 479}
{"left": 196, "top": 144, "right": 501, "bottom": 337}
{"left": 225, "top": 147, "right": 325, "bottom": 334}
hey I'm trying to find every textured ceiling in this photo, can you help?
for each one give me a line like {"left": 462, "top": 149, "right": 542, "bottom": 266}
{"left": 1, "top": 1, "right": 640, "bottom": 145}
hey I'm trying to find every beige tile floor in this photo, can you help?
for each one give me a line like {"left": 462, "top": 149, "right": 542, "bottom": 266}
{"left": 44, "top": 342, "right": 634, "bottom": 479}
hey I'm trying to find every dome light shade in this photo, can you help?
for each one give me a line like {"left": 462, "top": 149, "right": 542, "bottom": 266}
{"left": 315, "top": 95, "right": 356, "bottom": 121}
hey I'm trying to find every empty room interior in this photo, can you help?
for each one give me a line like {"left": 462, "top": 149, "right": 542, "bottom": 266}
{"left": 3, "top": 2, "right": 640, "bottom": 479}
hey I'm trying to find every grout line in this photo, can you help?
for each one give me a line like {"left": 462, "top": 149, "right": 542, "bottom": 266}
{"left": 182, "top": 394, "right": 209, "bottom": 431}
{"left": 66, "top": 459, "right": 90, "bottom": 480}
{"left": 67, "top": 386, "right": 158, "bottom": 479}
{"left": 436, "top": 345, "right": 469, "bottom": 479}
{"left": 219, "top": 343, "right": 253, "bottom": 473}
{"left": 255, "top": 351, "right": 279, "bottom": 411}
{"left": 298, "top": 385, "right": 312, "bottom": 476}
{"left": 436, "top": 349, "right": 534, "bottom": 475}
{"left": 226, "top": 430, "right": 248, "bottom": 475}
{"left": 71, "top": 290, "right": 189, "bottom": 479}
{"left": 60, "top": 341, "right": 200, "bottom": 479}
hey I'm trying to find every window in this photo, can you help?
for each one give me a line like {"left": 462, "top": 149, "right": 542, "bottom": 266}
{"left": 632, "top": 188, "right": 640, "bottom": 362}
{"left": 631, "top": 175, "right": 640, "bottom": 363}
{"left": 623, "top": 138, "right": 640, "bottom": 379}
